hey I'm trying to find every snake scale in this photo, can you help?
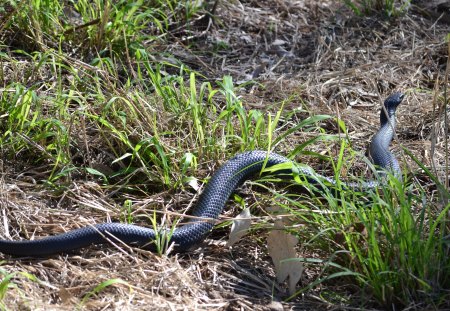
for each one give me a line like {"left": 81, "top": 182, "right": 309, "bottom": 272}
{"left": 0, "top": 92, "right": 404, "bottom": 256}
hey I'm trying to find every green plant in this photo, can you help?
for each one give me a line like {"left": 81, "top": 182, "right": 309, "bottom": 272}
{"left": 148, "top": 211, "right": 177, "bottom": 256}
{"left": 80, "top": 278, "right": 131, "bottom": 306}
{"left": 344, "top": 0, "right": 411, "bottom": 17}
{"left": 270, "top": 134, "right": 450, "bottom": 308}
{"left": 0, "top": 264, "right": 45, "bottom": 309}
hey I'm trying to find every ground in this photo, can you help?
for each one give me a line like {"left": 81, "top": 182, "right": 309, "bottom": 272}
{"left": 0, "top": 0, "right": 449, "bottom": 310}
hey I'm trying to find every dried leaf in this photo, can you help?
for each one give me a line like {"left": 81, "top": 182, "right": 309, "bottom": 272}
{"left": 227, "top": 207, "right": 251, "bottom": 247}
{"left": 267, "top": 219, "right": 303, "bottom": 295}
{"left": 266, "top": 300, "right": 284, "bottom": 311}
{"left": 185, "top": 176, "right": 200, "bottom": 191}
{"left": 272, "top": 39, "right": 287, "bottom": 46}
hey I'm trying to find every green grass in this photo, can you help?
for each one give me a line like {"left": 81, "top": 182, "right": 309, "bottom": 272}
{"left": 343, "top": 0, "right": 411, "bottom": 17}
{"left": 80, "top": 278, "right": 131, "bottom": 306}
{"left": 3, "top": 0, "right": 204, "bottom": 56}
{"left": 267, "top": 140, "right": 450, "bottom": 308}
{"left": 0, "top": 263, "right": 48, "bottom": 309}
{"left": 0, "top": 0, "right": 449, "bottom": 309}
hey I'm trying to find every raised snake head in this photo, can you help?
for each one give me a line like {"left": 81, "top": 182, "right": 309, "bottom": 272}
{"left": 384, "top": 92, "right": 405, "bottom": 113}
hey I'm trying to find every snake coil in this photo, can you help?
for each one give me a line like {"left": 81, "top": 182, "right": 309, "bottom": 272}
{"left": 0, "top": 92, "right": 404, "bottom": 256}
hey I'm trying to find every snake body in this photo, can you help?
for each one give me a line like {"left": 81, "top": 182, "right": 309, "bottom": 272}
{"left": 0, "top": 92, "right": 404, "bottom": 256}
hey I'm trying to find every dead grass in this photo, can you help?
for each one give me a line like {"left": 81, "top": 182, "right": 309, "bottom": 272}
{"left": 0, "top": 0, "right": 449, "bottom": 310}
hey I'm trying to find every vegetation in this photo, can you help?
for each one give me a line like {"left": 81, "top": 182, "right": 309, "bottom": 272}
{"left": 0, "top": 0, "right": 448, "bottom": 309}
{"left": 343, "top": 0, "right": 411, "bottom": 16}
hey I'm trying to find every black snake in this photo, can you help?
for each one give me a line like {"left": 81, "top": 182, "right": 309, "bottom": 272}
{"left": 0, "top": 92, "right": 404, "bottom": 256}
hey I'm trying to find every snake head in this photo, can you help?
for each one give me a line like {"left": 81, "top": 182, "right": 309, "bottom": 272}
{"left": 384, "top": 92, "right": 405, "bottom": 112}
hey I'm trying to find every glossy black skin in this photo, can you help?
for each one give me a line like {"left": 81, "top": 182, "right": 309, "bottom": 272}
{"left": 370, "top": 92, "right": 404, "bottom": 176}
{"left": 0, "top": 93, "right": 404, "bottom": 256}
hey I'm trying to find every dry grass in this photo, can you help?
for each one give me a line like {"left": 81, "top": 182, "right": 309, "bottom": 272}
{"left": 0, "top": 0, "right": 449, "bottom": 310}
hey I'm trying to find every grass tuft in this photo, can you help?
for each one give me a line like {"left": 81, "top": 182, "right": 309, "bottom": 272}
{"left": 343, "top": 0, "right": 411, "bottom": 17}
